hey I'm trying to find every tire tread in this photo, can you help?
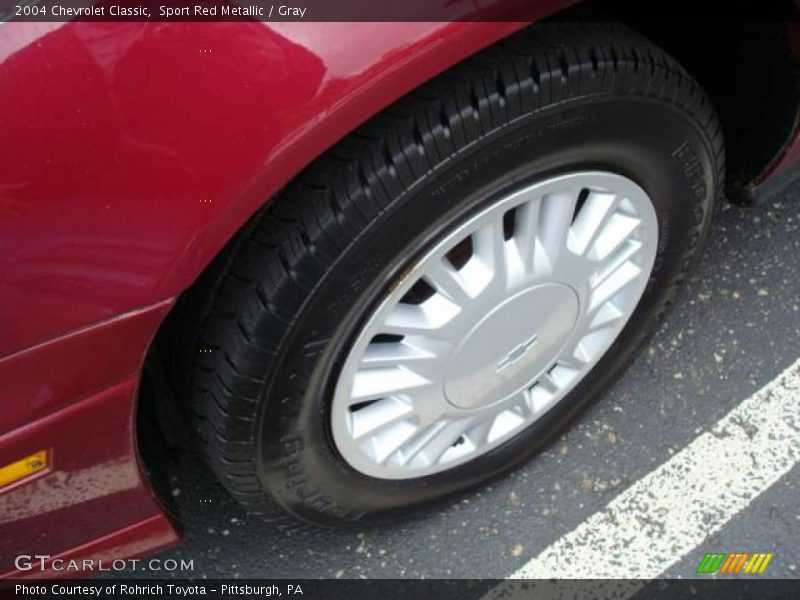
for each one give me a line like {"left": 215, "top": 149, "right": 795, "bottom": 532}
{"left": 180, "top": 22, "right": 724, "bottom": 528}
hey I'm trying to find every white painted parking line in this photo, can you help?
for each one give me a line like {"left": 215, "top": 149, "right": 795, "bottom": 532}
{"left": 494, "top": 357, "right": 800, "bottom": 583}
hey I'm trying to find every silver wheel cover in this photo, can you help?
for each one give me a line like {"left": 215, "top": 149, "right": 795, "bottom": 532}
{"left": 331, "top": 171, "right": 659, "bottom": 479}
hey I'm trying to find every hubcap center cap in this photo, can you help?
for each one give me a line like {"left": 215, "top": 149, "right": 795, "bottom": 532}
{"left": 444, "top": 283, "right": 579, "bottom": 409}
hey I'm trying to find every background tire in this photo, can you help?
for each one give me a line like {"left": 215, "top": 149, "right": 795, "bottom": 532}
{"left": 179, "top": 22, "right": 724, "bottom": 528}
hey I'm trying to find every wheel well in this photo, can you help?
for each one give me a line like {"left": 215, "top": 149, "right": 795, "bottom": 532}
{"left": 634, "top": 22, "right": 797, "bottom": 199}
{"left": 557, "top": 0, "right": 800, "bottom": 201}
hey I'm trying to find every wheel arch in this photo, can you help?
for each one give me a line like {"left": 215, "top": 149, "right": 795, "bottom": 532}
{"left": 625, "top": 18, "right": 800, "bottom": 201}
{"left": 158, "top": 10, "right": 800, "bottom": 318}
{"left": 150, "top": 21, "right": 534, "bottom": 304}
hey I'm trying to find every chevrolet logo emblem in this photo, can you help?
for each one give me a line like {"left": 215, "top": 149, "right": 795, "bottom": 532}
{"left": 496, "top": 333, "right": 539, "bottom": 372}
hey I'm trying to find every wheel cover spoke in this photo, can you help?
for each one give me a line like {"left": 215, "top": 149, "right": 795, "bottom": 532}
{"left": 331, "top": 172, "right": 658, "bottom": 479}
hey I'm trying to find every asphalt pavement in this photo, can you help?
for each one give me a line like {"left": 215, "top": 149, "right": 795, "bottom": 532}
{"left": 122, "top": 179, "right": 800, "bottom": 581}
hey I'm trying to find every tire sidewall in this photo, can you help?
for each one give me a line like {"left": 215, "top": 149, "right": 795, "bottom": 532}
{"left": 256, "top": 95, "right": 717, "bottom": 526}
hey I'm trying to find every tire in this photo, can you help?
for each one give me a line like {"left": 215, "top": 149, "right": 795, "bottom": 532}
{"left": 183, "top": 22, "right": 724, "bottom": 528}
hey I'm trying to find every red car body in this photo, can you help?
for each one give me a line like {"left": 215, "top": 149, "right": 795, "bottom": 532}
{"left": 1, "top": 10, "right": 798, "bottom": 578}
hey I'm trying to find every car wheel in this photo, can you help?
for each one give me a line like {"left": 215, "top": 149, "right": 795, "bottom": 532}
{"left": 185, "top": 23, "right": 723, "bottom": 527}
